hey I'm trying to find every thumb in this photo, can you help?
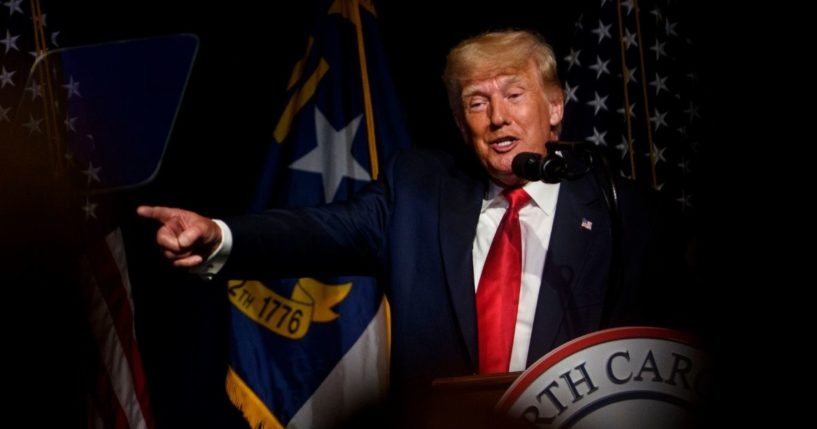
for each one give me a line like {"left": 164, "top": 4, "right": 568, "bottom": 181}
{"left": 177, "top": 225, "right": 202, "bottom": 249}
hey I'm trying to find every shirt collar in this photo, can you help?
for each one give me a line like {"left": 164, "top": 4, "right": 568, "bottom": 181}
{"left": 481, "top": 180, "right": 560, "bottom": 216}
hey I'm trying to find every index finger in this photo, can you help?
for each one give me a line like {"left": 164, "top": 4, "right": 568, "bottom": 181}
{"left": 137, "top": 206, "right": 176, "bottom": 222}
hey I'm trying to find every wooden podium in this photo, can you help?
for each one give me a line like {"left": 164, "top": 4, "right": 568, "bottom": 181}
{"left": 432, "top": 371, "right": 521, "bottom": 409}
{"left": 422, "top": 372, "right": 530, "bottom": 428}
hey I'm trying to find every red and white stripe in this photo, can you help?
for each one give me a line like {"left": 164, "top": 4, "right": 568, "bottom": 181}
{"left": 81, "top": 228, "right": 154, "bottom": 429}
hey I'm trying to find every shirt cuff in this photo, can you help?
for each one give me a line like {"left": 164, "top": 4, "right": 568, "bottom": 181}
{"left": 192, "top": 219, "right": 233, "bottom": 280}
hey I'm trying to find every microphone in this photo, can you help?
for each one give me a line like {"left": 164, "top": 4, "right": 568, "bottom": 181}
{"left": 512, "top": 152, "right": 567, "bottom": 183}
{"left": 512, "top": 141, "right": 598, "bottom": 183}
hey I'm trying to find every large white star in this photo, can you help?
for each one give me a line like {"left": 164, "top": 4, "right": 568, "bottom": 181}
{"left": 290, "top": 107, "right": 371, "bottom": 203}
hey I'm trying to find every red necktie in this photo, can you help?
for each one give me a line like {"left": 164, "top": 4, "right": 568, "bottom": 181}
{"left": 477, "top": 187, "right": 531, "bottom": 374}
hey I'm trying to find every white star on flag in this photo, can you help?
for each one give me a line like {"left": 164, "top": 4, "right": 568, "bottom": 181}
{"left": 25, "top": 79, "right": 41, "bottom": 100}
{"left": 564, "top": 48, "right": 582, "bottom": 70}
{"left": 65, "top": 115, "right": 78, "bottom": 132}
{"left": 0, "top": 66, "right": 14, "bottom": 88}
{"left": 83, "top": 161, "right": 102, "bottom": 184}
{"left": 591, "top": 20, "right": 612, "bottom": 43}
{"left": 289, "top": 106, "right": 371, "bottom": 203}
{"left": 3, "top": 0, "right": 23, "bottom": 17}
{"left": 22, "top": 114, "right": 42, "bottom": 134}
{"left": 564, "top": 82, "right": 579, "bottom": 105}
{"left": 82, "top": 198, "right": 98, "bottom": 220}
{"left": 63, "top": 75, "right": 81, "bottom": 98}
{"left": 1, "top": 29, "right": 20, "bottom": 53}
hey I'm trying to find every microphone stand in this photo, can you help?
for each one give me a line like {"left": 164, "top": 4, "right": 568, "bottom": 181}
{"left": 592, "top": 152, "right": 621, "bottom": 328}
{"left": 543, "top": 141, "right": 622, "bottom": 328}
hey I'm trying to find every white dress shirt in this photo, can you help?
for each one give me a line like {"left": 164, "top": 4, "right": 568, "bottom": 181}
{"left": 472, "top": 181, "right": 560, "bottom": 372}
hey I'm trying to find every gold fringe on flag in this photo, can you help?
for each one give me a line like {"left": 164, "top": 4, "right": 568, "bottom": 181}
{"left": 226, "top": 367, "right": 284, "bottom": 429}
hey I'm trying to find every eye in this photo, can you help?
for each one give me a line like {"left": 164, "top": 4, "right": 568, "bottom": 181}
{"left": 468, "top": 98, "right": 488, "bottom": 112}
{"left": 508, "top": 91, "right": 523, "bottom": 101}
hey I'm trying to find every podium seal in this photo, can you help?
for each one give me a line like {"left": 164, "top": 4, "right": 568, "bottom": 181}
{"left": 497, "top": 327, "right": 708, "bottom": 428}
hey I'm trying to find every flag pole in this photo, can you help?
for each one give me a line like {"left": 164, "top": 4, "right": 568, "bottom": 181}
{"left": 614, "top": 0, "right": 637, "bottom": 180}
{"left": 348, "top": 0, "right": 379, "bottom": 180}
{"left": 629, "top": 0, "right": 658, "bottom": 188}
{"left": 30, "top": 0, "right": 63, "bottom": 176}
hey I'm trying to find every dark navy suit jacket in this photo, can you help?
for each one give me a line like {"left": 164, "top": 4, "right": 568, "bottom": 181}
{"left": 223, "top": 148, "right": 678, "bottom": 392}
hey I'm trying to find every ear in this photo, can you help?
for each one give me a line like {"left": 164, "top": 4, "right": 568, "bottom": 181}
{"left": 548, "top": 93, "right": 564, "bottom": 127}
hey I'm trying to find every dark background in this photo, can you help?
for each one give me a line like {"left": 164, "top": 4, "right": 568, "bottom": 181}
{"left": 5, "top": 0, "right": 771, "bottom": 426}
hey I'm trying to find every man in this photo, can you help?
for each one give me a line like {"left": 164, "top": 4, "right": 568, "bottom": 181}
{"left": 139, "top": 29, "right": 677, "bottom": 397}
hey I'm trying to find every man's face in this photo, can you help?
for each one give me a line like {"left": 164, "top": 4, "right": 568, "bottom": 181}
{"left": 460, "top": 61, "right": 563, "bottom": 187}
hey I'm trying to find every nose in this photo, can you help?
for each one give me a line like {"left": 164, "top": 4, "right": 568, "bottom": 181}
{"left": 489, "top": 99, "right": 510, "bottom": 127}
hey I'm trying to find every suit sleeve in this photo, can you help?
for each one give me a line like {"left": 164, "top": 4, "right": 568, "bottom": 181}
{"left": 220, "top": 171, "right": 392, "bottom": 280}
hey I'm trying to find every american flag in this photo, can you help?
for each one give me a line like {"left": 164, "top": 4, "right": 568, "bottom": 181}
{"left": 3, "top": 2, "right": 157, "bottom": 427}
{"left": 0, "top": 0, "right": 61, "bottom": 134}
{"left": 560, "top": 0, "right": 703, "bottom": 219}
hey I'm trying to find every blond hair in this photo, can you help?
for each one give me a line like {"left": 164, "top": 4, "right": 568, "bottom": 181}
{"left": 443, "top": 30, "right": 562, "bottom": 124}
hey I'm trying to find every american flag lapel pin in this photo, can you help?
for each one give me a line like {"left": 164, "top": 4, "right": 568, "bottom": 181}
{"left": 581, "top": 218, "right": 593, "bottom": 231}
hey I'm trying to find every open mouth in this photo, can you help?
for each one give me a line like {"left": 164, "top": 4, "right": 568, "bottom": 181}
{"left": 490, "top": 136, "right": 518, "bottom": 153}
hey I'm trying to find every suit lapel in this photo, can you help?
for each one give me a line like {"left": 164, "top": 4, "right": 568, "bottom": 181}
{"left": 439, "top": 173, "right": 484, "bottom": 372}
{"left": 527, "top": 175, "right": 607, "bottom": 366}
